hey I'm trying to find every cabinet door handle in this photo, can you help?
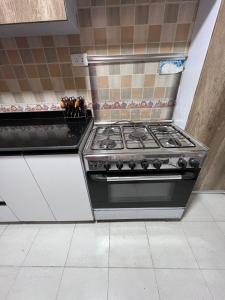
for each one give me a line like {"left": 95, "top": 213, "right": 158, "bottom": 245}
{"left": 0, "top": 201, "right": 6, "bottom": 206}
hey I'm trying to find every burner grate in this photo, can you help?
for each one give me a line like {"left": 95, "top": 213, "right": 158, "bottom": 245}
{"left": 91, "top": 126, "right": 124, "bottom": 150}
{"left": 123, "top": 125, "right": 159, "bottom": 149}
{"left": 149, "top": 124, "right": 195, "bottom": 148}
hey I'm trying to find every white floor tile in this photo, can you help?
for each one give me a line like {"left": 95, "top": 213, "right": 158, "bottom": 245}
{"left": 146, "top": 222, "right": 197, "bottom": 268}
{"left": 66, "top": 223, "right": 109, "bottom": 267}
{"left": 182, "top": 194, "right": 213, "bottom": 221}
{"left": 216, "top": 222, "right": 225, "bottom": 234}
{"left": 23, "top": 225, "right": 74, "bottom": 267}
{"left": 200, "top": 193, "right": 225, "bottom": 221}
{"left": 0, "top": 267, "right": 19, "bottom": 299}
{"left": 0, "top": 225, "right": 7, "bottom": 235}
{"left": 7, "top": 267, "right": 62, "bottom": 300}
{"left": 109, "top": 222, "right": 152, "bottom": 268}
{"left": 57, "top": 267, "right": 108, "bottom": 300}
{"left": 0, "top": 225, "right": 38, "bottom": 266}
{"left": 156, "top": 269, "right": 212, "bottom": 300}
{"left": 182, "top": 222, "right": 225, "bottom": 268}
{"left": 202, "top": 269, "right": 225, "bottom": 300}
{"left": 108, "top": 268, "right": 159, "bottom": 300}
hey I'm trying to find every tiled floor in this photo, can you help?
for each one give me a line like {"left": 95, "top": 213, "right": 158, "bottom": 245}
{"left": 0, "top": 192, "right": 225, "bottom": 300}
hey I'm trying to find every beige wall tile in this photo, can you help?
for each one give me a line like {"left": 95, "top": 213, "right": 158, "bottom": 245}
{"left": 106, "top": 27, "right": 121, "bottom": 45}
{"left": 32, "top": 49, "right": 46, "bottom": 63}
{"left": 134, "top": 44, "right": 147, "bottom": 54}
{"left": 80, "top": 28, "right": 94, "bottom": 45}
{"left": 143, "top": 87, "right": 154, "bottom": 98}
{"left": 132, "top": 74, "right": 144, "bottom": 88}
{"left": 164, "top": 4, "right": 179, "bottom": 23}
{"left": 121, "top": 88, "right": 131, "bottom": 99}
{"left": 132, "top": 88, "right": 142, "bottom": 99}
{"left": 121, "top": 75, "right": 132, "bottom": 88}
{"left": 7, "top": 50, "right": 22, "bottom": 64}
{"left": 97, "top": 76, "right": 109, "bottom": 88}
{"left": 148, "top": 25, "right": 161, "bottom": 42}
{"left": 131, "top": 109, "right": 140, "bottom": 120}
{"left": 106, "top": 7, "right": 120, "bottom": 26}
{"left": 149, "top": 3, "right": 165, "bottom": 25}
{"left": 160, "top": 23, "right": 176, "bottom": 42}
{"left": 154, "top": 87, "right": 165, "bottom": 98}
{"left": 107, "top": 45, "right": 121, "bottom": 55}
{"left": 135, "top": 6, "right": 149, "bottom": 25}
{"left": 109, "top": 75, "right": 120, "bottom": 88}
{"left": 140, "top": 109, "right": 151, "bottom": 119}
{"left": 48, "top": 64, "right": 61, "bottom": 77}
{"left": 110, "top": 88, "right": 120, "bottom": 100}
{"left": 78, "top": 8, "right": 92, "bottom": 27}
{"left": 92, "top": 7, "right": 106, "bottom": 27}
{"left": 94, "top": 28, "right": 107, "bottom": 45}
{"left": 145, "top": 62, "right": 159, "bottom": 74}
{"left": 41, "top": 36, "right": 54, "bottom": 47}
{"left": 15, "top": 37, "right": 29, "bottom": 48}
{"left": 178, "top": 2, "right": 198, "bottom": 24}
{"left": 121, "top": 44, "right": 133, "bottom": 54}
{"left": 175, "top": 24, "right": 190, "bottom": 41}
{"left": 144, "top": 74, "right": 155, "bottom": 87}
{"left": 121, "top": 26, "right": 134, "bottom": 44}
{"left": 121, "top": 6, "right": 135, "bottom": 26}
{"left": 1, "top": 38, "right": 17, "bottom": 49}
{"left": 160, "top": 42, "right": 173, "bottom": 53}
{"left": 134, "top": 25, "right": 148, "bottom": 44}
{"left": 121, "top": 109, "right": 131, "bottom": 119}
{"left": 56, "top": 47, "right": 70, "bottom": 62}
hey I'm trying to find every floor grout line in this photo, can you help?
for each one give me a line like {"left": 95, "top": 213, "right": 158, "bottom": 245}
{"left": 144, "top": 222, "right": 161, "bottom": 300}
{"left": 55, "top": 223, "right": 76, "bottom": 300}
{"left": 106, "top": 222, "right": 111, "bottom": 300}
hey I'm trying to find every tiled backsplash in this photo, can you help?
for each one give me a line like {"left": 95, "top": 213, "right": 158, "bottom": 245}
{"left": 0, "top": 0, "right": 199, "bottom": 120}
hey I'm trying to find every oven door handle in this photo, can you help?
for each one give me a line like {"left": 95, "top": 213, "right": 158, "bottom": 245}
{"left": 106, "top": 175, "right": 183, "bottom": 182}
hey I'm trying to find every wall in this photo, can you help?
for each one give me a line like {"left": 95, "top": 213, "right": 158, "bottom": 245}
{"left": 185, "top": 0, "right": 225, "bottom": 190}
{"left": 0, "top": 0, "right": 199, "bottom": 120}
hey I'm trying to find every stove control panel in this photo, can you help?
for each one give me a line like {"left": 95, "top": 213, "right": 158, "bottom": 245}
{"left": 87, "top": 157, "right": 201, "bottom": 171}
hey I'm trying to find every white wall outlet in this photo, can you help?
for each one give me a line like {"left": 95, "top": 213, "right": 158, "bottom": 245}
{"left": 70, "top": 53, "right": 88, "bottom": 66}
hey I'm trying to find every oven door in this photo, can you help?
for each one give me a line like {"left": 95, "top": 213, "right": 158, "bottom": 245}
{"left": 87, "top": 170, "right": 197, "bottom": 209}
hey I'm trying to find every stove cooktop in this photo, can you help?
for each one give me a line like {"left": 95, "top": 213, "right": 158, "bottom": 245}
{"left": 89, "top": 123, "right": 195, "bottom": 151}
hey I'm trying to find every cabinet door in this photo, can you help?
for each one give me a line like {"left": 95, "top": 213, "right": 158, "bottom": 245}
{"left": 0, "top": 156, "right": 55, "bottom": 221}
{"left": 0, "top": 0, "right": 67, "bottom": 24}
{"left": 25, "top": 154, "right": 93, "bottom": 221}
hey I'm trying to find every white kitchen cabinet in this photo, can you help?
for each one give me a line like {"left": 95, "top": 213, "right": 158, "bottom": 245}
{"left": 24, "top": 154, "right": 93, "bottom": 221}
{"left": 0, "top": 196, "right": 18, "bottom": 222}
{"left": 0, "top": 156, "right": 55, "bottom": 221}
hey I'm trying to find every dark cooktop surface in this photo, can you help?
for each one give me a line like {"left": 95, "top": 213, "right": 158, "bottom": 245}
{"left": 0, "top": 111, "right": 92, "bottom": 152}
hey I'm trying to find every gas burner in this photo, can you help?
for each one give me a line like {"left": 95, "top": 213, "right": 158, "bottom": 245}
{"left": 167, "top": 137, "right": 182, "bottom": 147}
{"left": 157, "top": 126, "right": 169, "bottom": 133}
{"left": 129, "top": 129, "right": 147, "bottom": 141}
{"left": 100, "top": 139, "right": 116, "bottom": 149}
{"left": 102, "top": 127, "right": 115, "bottom": 135}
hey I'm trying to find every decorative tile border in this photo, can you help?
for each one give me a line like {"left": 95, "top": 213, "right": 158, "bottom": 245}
{"left": 92, "top": 99, "right": 175, "bottom": 110}
{"left": 0, "top": 103, "right": 62, "bottom": 113}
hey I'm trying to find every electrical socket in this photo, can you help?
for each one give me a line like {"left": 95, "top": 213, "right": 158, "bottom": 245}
{"left": 70, "top": 53, "right": 88, "bottom": 66}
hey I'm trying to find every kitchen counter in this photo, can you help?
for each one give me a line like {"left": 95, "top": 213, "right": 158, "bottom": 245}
{"left": 0, "top": 110, "right": 93, "bottom": 154}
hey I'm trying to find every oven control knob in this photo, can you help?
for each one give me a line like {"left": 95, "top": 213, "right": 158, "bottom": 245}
{"left": 128, "top": 160, "right": 136, "bottom": 170}
{"left": 116, "top": 161, "right": 123, "bottom": 170}
{"left": 189, "top": 158, "right": 200, "bottom": 169}
{"left": 104, "top": 162, "right": 111, "bottom": 171}
{"left": 178, "top": 158, "right": 187, "bottom": 169}
{"left": 153, "top": 159, "right": 162, "bottom": 170}
{"left": 141, "top": 160, "right": 149, "bottom": 170}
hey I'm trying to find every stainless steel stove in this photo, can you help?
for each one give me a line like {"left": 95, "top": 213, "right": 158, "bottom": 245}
{"left": 83, "top": 120, "right": 208, "bottom": 220}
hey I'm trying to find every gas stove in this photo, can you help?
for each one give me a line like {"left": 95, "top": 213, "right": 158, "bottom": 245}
{"left": 83, "top": 120, "right": 208, "bottom": 172}
{"left": 83, "top": 120, "right": 208, "bottom": 221}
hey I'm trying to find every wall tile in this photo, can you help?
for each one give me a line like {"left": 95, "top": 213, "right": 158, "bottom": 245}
{"left": 32, "top": 49, "right": 46, "bottom": 63}
{"left": 132, "top": 88, "right": 142, "bottom": 99}
{"left": 148, "top": 25, "right": 161, "bottom": 42}
{"left": 68, "top": 34, "right": 80, "bottom": 46}
{"left": 109, "top": 64, "right": 120, "bottom": 75}
{"left": 13, "top": 65, "right": 26, "bottom": 79}
{"left": 144, "top": 74, "right": 155, "bottom": 87}
{"left": 175, "top": 24, "right": 190, "bottom": 41}
{"left": 41, "top": 36, "right": 55, "bottom": 47}
{"left": 97, "top": 76, "right": 109, "bottom": 88}
{"left": 1, "top": 65, "right": 15, "bottom": 79}
{"left": 121, "top": 88, "right": 131, "bottom": 99}
{"left": 164, "top": 4, "right": 179, "bottom": 23}
{"left": 0, "top": 50, "right": 9, "bottom": 64}
{"left": 56, "top": 48, "right": 70, "bottom": 62}
{"left": 121, "top": 6, "right": 135, "bottom": 26}
{"left": 60, "top": 64, "right": 73, "bottom": 77}
{"left": 92, "top": 0, "right": 105, "bottom": 5}
{"left": 19, "top": 49, "right": 34, "bottom": 64}
{"left": 92, "top": 7, "right": 107, "bottom": 27}
{"left": 25, "top": 65, "right": 38, "bottom": 78}
{"left": 160, "top": 23, "right": 176, "bottom": 42}
{"left": 1, "top": 38, "right": 17, "bottom": 49}
{"left": 80, "top": 28, "right": 94, "bottom": 45}
{"left": 133, "top": 63, "right": 145, "bottom": 74}
{"left": 135, "top": 6, "right": 149, "bottom": 25}
{"left": 15, "top": 37, "right": 29, "bottom": 48}
{"left": 107, "top": 7, "right": 120, "bottom": 26}
{"left": 121, "top": 75, "right": 132, "bottom": 88}
{"left": 121, "top": 26, "right": 134, "bottom": 44}
{"left": 44, "top": 48, "right": 58, "bottom": 63}
{"left": 106, "top": 27, "right": 121, "bottom": 45}
{"left": 48, "top": 64, "right": 61, "bottom": 77}
{"left": 134, "top": 25, "right": 148, "bottom": 44}
{"left": 94, "top": 28, "right": 107, "bottom": 45}
{"left": 78, "top": 9, "right": 92, "bottom": 27}
{"left": 149, "top": 3, "right": 165, "bottom": 25}
{"left": 37, "top": 64, "right": 49, "bottom": 78}
{"left": 178, "top": 2, "right": 198, "bottom": 23}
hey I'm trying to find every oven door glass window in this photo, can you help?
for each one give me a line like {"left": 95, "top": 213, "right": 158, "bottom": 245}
{"left": 88, "top": 171, "right": 196, "bottom": 208}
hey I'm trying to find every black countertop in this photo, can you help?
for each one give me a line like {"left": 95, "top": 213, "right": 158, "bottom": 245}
{"left": 0, "top": 110, "right": 93, "bottom": 154}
